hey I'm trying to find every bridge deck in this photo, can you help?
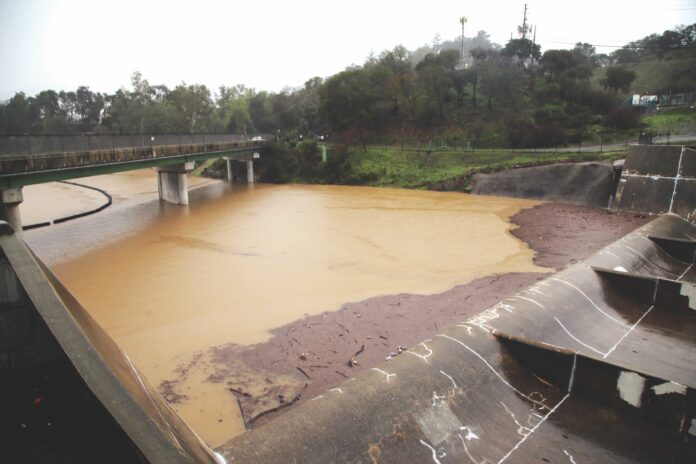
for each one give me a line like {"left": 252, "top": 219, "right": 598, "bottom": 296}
{"left": 0, "top": 140, "right": 265, "bottom": 188}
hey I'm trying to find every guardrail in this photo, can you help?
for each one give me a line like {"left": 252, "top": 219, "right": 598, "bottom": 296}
{"left": 0, "top": 133, "right": 271, "bottom": 158}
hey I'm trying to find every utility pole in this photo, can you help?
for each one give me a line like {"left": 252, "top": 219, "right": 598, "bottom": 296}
{"left": 531, "top": 25, "right": 537, "bottom": 64}
{"left": 521, "top": 3, "right": 528, "bottom": 39}
{"left": 459, "top": 16, "right": 467, "bottom": 63}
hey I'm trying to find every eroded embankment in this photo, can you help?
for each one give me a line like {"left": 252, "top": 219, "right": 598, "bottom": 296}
{"left": 160, "top": 203, "right": 651, "bottom": 429}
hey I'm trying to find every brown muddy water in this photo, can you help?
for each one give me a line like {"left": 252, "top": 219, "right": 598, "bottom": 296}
{"left": 23, "top": 169, "right": 546, "bottom": 447}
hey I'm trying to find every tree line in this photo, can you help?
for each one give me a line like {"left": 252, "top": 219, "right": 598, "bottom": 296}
{"left": 1, "top": 24, "right": 694, "bottom": 149}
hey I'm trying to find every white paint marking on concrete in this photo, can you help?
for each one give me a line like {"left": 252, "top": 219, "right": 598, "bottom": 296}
{"left": 460, "top": 426, "right": 479, "bottom": 441}
{"left": 458, "top": 433, "right": 487, "bottom": 464}
{"left": 617, "top": 371, "right": 645, "bottom": 407}
{"left": 371, "top": 367, "right": 396, "bottom": 383}
{"left": 437, "top": 334, "right": 548, "bottom": 410}
{"left": 513, "top": 296, "right": 545, "bottom": 309}
{"left": 621, "top": 172, "right": 696, "bottom": 181}
{"left": 213, "top": 452, "right": 227, "bottom": 464}
{"left": 549, "top": 278, "right": 629, "bottom": 327}
{"left": 651, "top": 381, "right": 687, "bottom": 396}
{"left": 527, "top": 412, "right": 544, "bottom": 428}
{"left": 500, "top": 401, "right": 531, "bottom": 436}
{"left": 405, "top": 341, "right": 433, "bottom": 364}
{"left": 620, "top": 244, "right": 680, "bottom": 278}
{"left": 563, "top": 449, "right": 577, "bottom": 464}
{"left": 554, "top": 317, "right": 607, "bottom": 356}
{"left": 603, "top": 305, "right": 654, "bottom": 359}
{"left": 431, "top": 391, "right": 448, "bottom": 408}
{"left": 669, "top": 146, "right": 686, "bottom": 213}
{"left": 525, "top": 286, "right": 547, "bottom": 297}
{"left": 457, "top": 324, "right": 475, "bottom": 336}
{"left": 600, "top": 250, "right": 623, "bottom": 261}
{"left": 497, "top": 394, "right": 570, "bottom": 464}
{"left": 568, "top": 353, "right": 577, "bottom": 393}
{"left": 678, "top": 263, "right": 694, "bottom": 281}
{"left": 440, "top": 370, "right": 458, "bottom": 389}
{"left": 419, "top": 439, "right": 445, "bottom": 464}
{"left": 461, "top": 307, "right": 505, "bottom": 333}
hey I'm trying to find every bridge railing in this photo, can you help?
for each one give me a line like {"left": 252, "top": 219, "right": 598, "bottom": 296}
{"left": 0, "top": 133, "right": 271, "bottom": 158}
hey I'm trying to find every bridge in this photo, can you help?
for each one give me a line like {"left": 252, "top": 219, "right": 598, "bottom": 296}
{"left": 0, "top": 133, "right": 268, "bottom": 235}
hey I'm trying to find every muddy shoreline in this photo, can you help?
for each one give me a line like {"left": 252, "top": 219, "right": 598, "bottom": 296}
{"left": 161, "top": 202, "right": 652, "bottom": 431}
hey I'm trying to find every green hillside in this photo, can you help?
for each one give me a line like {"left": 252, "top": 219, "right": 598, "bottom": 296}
{"left": 592, "top": 49, "right": 696, "bottom": 97}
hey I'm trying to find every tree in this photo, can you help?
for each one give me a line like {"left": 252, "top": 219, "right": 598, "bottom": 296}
{"left": 248, "top": 91, "right": 277, "bottom": 133}
{"left": 469, "top": 47, "right": 495, "bottom": 109}
{"left": 541, "top": 50, "right": 579, "bottom": 81}
{"left": 479, "top": 56, "right": 523, "bottom": 111}
{"left": 35, "top": 90, "right": 62, "bottom": 118}
{"left": 572, "top": 43, "right": 599, "bottom": 68}
{"left": 36, "top": 90, "right": 70, "bottom": 133}
{"left": 130, "top": 71, "right": 153, "bottom": 135}
{"left": 502, "top": 38, "right": 541, "bottom": 65}
{"left": 168, "top": 83, "right": 213, "bottom": 133}
{"left": 73, "top": 86, "right": 105, "bottom": 131}
{"left": 415, "top": 50, "right": 459, "bottom": 121}
{"left": 602, "top": 66, "right": 637, "bottom": 94}
{"left": 0, "top": 92, "right": 40, "bottom": 134}
{"left": 319, "top": 68, "right": 380, "bottom": 146}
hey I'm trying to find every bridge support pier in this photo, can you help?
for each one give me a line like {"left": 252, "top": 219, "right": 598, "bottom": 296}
{"left": 246, "top": 160, "right": 254, "bottom": 184}
{"left": 0, "top": 187, "right": 24, "bottom": 237}
{"left": 223, "top": 157, "right": 234, "bottom": 182}
{"left": 155, "top": 162, "right": 194, "bottom": 205}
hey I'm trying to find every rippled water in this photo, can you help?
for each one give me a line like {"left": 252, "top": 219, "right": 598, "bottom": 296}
{"left": 24, "top": 170, "right": 546, "bottom": 446}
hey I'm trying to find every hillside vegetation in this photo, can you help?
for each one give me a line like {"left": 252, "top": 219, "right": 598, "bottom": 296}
{"left": 1, "top": 24, "right": 694, "bottom": 154}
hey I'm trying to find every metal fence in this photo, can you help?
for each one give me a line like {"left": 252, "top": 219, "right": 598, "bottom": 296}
{"left": 367, "top": 131, "right": 695, "bottom": 154}
{"left": 0, "top": 133, "right": 271, "bottom": 158}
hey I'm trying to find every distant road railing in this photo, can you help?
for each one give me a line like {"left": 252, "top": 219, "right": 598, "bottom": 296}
{"left": 366, "top": 132, "right": 696, "bottom": 154}
{"left": 0, "top": 133, "right": 271, "bottom": 158}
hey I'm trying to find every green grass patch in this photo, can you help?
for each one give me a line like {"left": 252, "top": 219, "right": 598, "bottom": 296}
{"left": 643, "top": 106, "right": 696, "bottom": 133}
{"left": 349, "top": 147, "right": 625, "bottom": 190}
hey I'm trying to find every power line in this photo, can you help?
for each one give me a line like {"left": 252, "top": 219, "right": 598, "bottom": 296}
{"left": 537, "top": 39, "right": 696, "bottom": 49}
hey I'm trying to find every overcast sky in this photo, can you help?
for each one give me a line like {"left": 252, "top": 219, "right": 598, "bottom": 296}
{"left": 1, "top": 0, "right": 695, "bottom": 100}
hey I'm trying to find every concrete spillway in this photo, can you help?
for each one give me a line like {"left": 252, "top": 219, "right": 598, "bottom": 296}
{"left": 0, "top": 223, "right": 222, "bottom": 463}
{"left": 1, "top": 145, "right": 695, "bottom": 463}
{"left": 218, "top": 213, "right": 696, "bottom": 463}
{"left": 614, "top": 145, "right": 696, "bottom": 217}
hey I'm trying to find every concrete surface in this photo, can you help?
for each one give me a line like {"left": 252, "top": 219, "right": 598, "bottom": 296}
{"left": 471, "top": 162, "right": 615, "bottom": 207}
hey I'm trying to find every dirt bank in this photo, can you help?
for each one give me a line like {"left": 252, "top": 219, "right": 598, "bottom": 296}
{"left": 510, "top": 202, "right": 652, "bottom": 269}
{"left": 160, "top": 202, "right": 653, "bottom": 430}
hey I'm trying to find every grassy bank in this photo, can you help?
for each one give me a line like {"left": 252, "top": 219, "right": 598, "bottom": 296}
{"left": 643, "top": 106, "right": 696, "bottom": 134}
{"left": 348, "top": 147, "right": 626, "bottom": 190}
{"left": 200, "top": 141, "right": 627, "bottom": 192}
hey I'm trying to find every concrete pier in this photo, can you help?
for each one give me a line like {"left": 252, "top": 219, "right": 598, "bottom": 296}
{"left": 225, "top": 158, "right": 234, "bottom": 182}
{"left": 155, "top": 162, "right": 194, "bottom": 205}
{"left": 246, "top": 160, "right": 254, "bottom": 184}
{"left": 0, "top": 187, "right": 24, "bottom": 237}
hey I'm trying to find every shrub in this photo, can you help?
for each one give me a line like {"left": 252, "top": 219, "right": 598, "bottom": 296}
{"left": 603, "top": 107, "right": 641, "bottom": 130}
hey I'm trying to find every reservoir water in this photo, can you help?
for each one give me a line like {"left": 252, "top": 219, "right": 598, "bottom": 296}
{"left": 24, "top": 170, "right": 546, "bottom": 446}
